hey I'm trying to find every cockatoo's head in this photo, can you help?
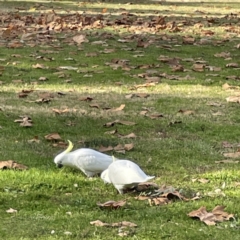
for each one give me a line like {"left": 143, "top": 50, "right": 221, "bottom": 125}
{"left": 54, "top": 140, "right": 74, "bottom": 168}
{"left": 100, "top": 169, "right": 111, "bottom": 183}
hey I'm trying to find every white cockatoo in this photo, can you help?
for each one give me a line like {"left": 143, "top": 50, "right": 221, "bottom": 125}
{"left": 101, "top": 159, "right": 155, "bottom": 194}
{"left": 54, "top": 140, "right": 114, "bottom": 177}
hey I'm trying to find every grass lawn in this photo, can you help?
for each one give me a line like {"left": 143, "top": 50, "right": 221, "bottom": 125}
{"left": 1, "top": 0, "right": 240, "bottom": 239}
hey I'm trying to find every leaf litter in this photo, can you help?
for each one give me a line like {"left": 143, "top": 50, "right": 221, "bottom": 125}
{"left": 188, "top": 206, "right": 234, "bottom": 226}
{"left": 1, "top": 1, "right": 240, "bottom": 236}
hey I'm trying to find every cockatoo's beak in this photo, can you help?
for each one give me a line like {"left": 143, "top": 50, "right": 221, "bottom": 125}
{"left": 57, "top": 163, "right": 63, "bottom": 168}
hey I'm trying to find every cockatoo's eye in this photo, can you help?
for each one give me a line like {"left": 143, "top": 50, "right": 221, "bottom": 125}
{"left": 57, "top": 163, "right": 63, "bottom": 168}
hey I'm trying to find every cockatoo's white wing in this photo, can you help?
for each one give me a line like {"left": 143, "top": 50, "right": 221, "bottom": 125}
{"left": 108, "top": 160, "right": 155, "bottom": 185}
{"left": 69, "top": 148, "right": 113, "bottom": 173}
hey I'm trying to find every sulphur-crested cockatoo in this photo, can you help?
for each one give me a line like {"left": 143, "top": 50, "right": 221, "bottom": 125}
{"left": 101, "top": 160, "right": 155, "bottom": 194}
{"left": 54, "top": 140, "right": 114, "bottom": 177}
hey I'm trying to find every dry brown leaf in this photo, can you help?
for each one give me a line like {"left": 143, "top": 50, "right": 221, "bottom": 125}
{"left": 111, "top": 221, "right": 137, "bottom": 228}
{"left": 32, "top": 63, "right": 48, "bottom": 69}
{"left": 28, "top": 136, "right": 40, "bottom": 143}
{"left": 134, "top": 196, "right": 150, "bottom": 200}
{"left": 140, "top": 110, "right": 149, "bottom": 116}
{"left": 98, "top": 145, "right": 114, "bottom": 153}
{"left": 103, "top": 120, "right": 136, "bottom": 127}
{"left": 52, "top": 141, "right": 69, "bottom": 148}
{"left": 20, "top": 119, "right": 32, "bottom": 127}
{"left": 0, "top": 160, "right": 28, "bottom": 170}
{"left": 145, "top": 76, "right": 160, "bottom": 83}
{"left": 215, "top": 159, "right": 239, "bottom": 164}
{"left": 197, "top": 178, "right": 210, "bottom": 184}
{"left": 111, "top": 104, "right": 125, "bottom": 112}
{"left": 35, "top": 98, "right": 51, "bottom": 104}
{"left": 178, "top": 109, "right": 195, "bottom": 115}
{"left": 226, "top": 63, "right": 239, "bottom": 68}
{"left": 192, "top": 63, "right": 205, "bottom": 72}
{"left": 97, "top": 200, "right": 126, "bottom": 209}
{"left": 171, "top": 64, "right": 184, "bottom": 72}
{"left": 90, "top": 220, "right": 110, "bottom": 227}
{"left": 214, "top": 52, "right": 230, "bottom": 58}
{"left": 188, "top": 206, "right": 234, "bottom": 225}
{"left": 183, "top": 37, "right": 195, "bottom": 44}
{"left": 6, "top": 208, "right": 18, "bottom": 213}
{"left": 161, "top": 191, "right": 188, "bottom": 201}
{"left": 18, "top": 92, "right": 29, "bottom": 98}
{"left": 188, "top": 206, "right": 216, "bottom": 225}
{"left": 38, "top": 76, "right": 48, "bottom": 81}
{"left": 135, "top": 182, "right": 159, "bottom": 192}
{"left": 226, "top": 96, "right": 240, "bottom": 103}
{"left": 52, "top": 108, "right": 70, "bottom": 114}
{"left": 22, "top": 89, "right": 34, "bottom": 94}
{"left": 133, "top": 82, "right": 156, "bottom": 89}
{"left": 90, "top": 220, "right": 137, "bottom": 228}
{"left": 89, "top": 103, "right": 100, "bottom": 109}
{"left": 149, "top": 197, "right": 170, "bottom": 206}
{"left": 44, "top": 133, "right": 62, "bottom": 141}
{"left": 124, "top": 143, "right": 134, "bottom": 151}
{"left": 73, "top": 34, "right": 88, "bottom": 44}
{"left": 148, "top": 114, "right": 164, "bottom": 119}
{"left": 104, "top": 129, "right": 118, "bottom": 135}
{"left": 79, "top": 96, "right": 93, "bottom": 101}
{"left": 113, "top": 144, "right": 125, "bottom": 152}
{"left": 120, "top": 133, "right": 137, "bottom": 139}
{"left": 223, "top": 152, "right": 240, "bottom": 158}
{"left": 136, "top": 93, "right": 150, "bottom": 98}
{"left": 222, "top": 83, "right": 239, "bottom": 90}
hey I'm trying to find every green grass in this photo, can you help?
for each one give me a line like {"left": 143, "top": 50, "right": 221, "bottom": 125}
{"left": 1, "top": 0, "right": 240, "bottom": 239}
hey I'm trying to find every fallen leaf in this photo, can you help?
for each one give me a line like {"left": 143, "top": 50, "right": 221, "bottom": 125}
{"left": 32, "top": 63, "right": 48, "bottom": 69}
{"left": 89, "top": 103, "right": 100, "bottom": 109}
{"left": 103, "top": 120, "right": 136, "bottom": 127}
{"left": 104, "top": 129, "right": 118, "bottom": 135}
{"left": 215, "top": 160, "right": 239, "bottom": 164}
{"left": 111, "top": 104, "right": 125, "bottom": 112}
{"left": 178, "top": 109, "right": 195, "bottom": 115}
{"left": 6, "top": 208, "right": 18, "bottom": 213}
{"left": 149, "top": 197, "right": 170, "bottom": 206}
{"left": 73, "top": 34, "right": 89, "bottom": 44}
{"left": 226, "top": 96, "right": 240, "bottom": 103}
{"left": 223, "top": 152, "right": 240, "bottom": 158}
{"left": 52, "top": 108, "right": 70, "bottom": 114}
{"left": 97, "top": 200, "right": 126, "bottom": 209}
{"left": 38, "top": 76, "right": 48, "bottom": 81}
{"left": 79, "top": 96, "right": 93, "bottom": 101}
{"left": 188, "top": 206, "right": 234, "bottom": 225}
{"left": 0, "top": 160, "right": 28, "bottom": 170}
{"left": 120, "top": 133, "right": 137, "bottom": 139}
{"left": 90, "top": 220, "right": 137, "bottom": 228}
{"left": 90, "top": 220, "right": 109, "bottom": 227}
{"left": 44, "top": 133, "right": 62, "bottom": 141}
{"left": 198, "top": 178, "right": 210, "bottom": 184}
{"left": 98, "top": 145, "right": 114, "bottom": 152}
{"left": 28, "top": 136, "right": 40, "bottom": 143}
{"left": 124, "top": 143, "right": 134, "bottom": 151}
{"left": 148, "top": 114, "right": 164, "bottom": 119}
{"left": 192, "top": 63, "right": 205, "bottom": 72}
{"left": 136, "top": 93, "right": 150, "bottom": 98}
{"left": 226, "top": 63, "right": 239, "bottom": 68}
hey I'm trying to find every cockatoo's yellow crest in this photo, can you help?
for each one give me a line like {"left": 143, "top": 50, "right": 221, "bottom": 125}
{"left": 65, "top": 140, "right": 74, "bottom": 153}
{"left": 112, "top": 155, "right": 116, "bottom": 162}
